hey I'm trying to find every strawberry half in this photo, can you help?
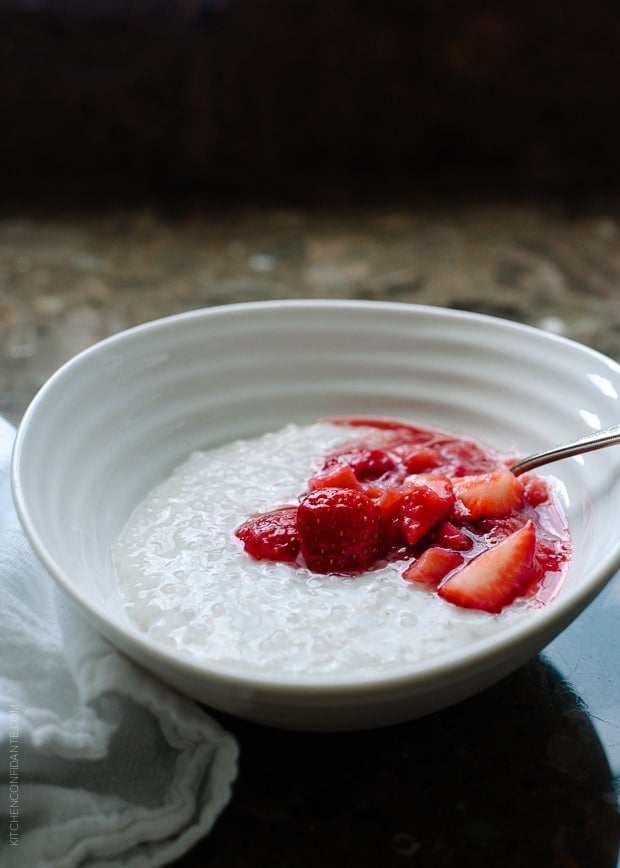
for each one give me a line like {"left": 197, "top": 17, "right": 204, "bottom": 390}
{"left": 235, "top": 506, "right": 300, "bottom": 562}
{"left": 452, "top": 467, "right": 523, "bottom": 520}
{"left": 297, "top": 487, "right": 383, "bottom": 574}
{"left": 438, "top": 520, "right": 537, "bottom": 613}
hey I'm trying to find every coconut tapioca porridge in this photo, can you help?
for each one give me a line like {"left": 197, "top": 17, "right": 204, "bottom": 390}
{"left": 112, "top": 418, "right": 571, "bottom": 676}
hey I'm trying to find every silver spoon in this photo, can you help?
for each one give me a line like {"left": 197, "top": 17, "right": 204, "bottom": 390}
{"left": 510, "top": 423, "right": 620, "bottom": 476}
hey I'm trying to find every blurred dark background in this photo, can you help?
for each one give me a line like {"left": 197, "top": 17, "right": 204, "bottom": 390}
{"left": 1, "top": 0, "right": 619, "bottom": 202}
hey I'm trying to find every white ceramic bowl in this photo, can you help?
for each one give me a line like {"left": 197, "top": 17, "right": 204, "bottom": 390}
{"left": 11, "top": 300, "right": 620, "bottom": 730}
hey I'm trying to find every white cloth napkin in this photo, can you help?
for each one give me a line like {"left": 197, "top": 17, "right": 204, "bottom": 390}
{"left": 0, "top": 415, "right": 238, "bottom": 868}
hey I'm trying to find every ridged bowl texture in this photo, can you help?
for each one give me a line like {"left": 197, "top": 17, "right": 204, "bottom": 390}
{"left": 11, "top": 300, "right": 620, "bottom": 729}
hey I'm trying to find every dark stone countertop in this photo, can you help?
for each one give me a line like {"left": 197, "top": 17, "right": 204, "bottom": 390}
{"left": 2, "top": 195, "right": 620, "bottom": 425}
{"left": 1, "top": 194, "right": 619, "bottom": 866}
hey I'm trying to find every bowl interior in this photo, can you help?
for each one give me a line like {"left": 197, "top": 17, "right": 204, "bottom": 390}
{"left": 11, "top": 301, "right": 620, "bottom": 720}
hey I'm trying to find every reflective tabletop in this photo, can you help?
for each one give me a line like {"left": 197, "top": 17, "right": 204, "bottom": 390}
{"left": 183, "top": 575, "right": 619, "bottom": 868}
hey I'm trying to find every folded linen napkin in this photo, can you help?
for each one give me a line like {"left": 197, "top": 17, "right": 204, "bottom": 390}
{"left": 0, "top": 415, "right": 238, "bottom": 868}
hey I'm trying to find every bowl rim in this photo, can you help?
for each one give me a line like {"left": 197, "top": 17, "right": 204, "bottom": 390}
{"left": 11, "top": 299, "right": 620, "bottom": 695}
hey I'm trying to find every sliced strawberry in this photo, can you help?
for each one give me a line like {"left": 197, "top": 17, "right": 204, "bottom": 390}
{"left": 437, "top": 439, "right": 499, "bottom": 476}
{"left": 403, "top": 547, "right": 464, "bottom": 586}
{"left": 438, "top": 520, "right": 537, "bottom": 613}
{"left": 407, "top": 474, "right": 454, "bottom": 500}
{"left": 322, "top": 448, "right": 397, "bottom": 482}
{"left": 377, "top": 485, "right": 405, "bottom": 513}
{"left": 477, "top": 513, "right": 528, "bottom": 545}
{"left": 307, "top": 463, "right": 362, "bottom": 491}
{"left": 381, "top": 475, "right": 455, "bottom": 549}
{"left": 452, "top": 467, "right": 523, "bottom": 520}
{"left": 521, "top": 473, "right": 550, "bottom": 507}
{"left": 297, "top": 487, "right": 384, "bottom": 574}
{"left": 392, "top": 445, "right": 441, "bottom": 474}
{"left": 235, "top": 506, "right": 300, "bottom": 562}
{"left": 433, "top": 520, "right": 473, "bottom": 551}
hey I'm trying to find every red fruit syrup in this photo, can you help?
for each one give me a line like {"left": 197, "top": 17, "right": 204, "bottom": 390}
{"left": 235, "top": 418, "right": 571, "bottom": 613}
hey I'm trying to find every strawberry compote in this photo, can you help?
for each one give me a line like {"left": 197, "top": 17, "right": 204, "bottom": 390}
{"left": 236, "top": 417, "right": 570, "bottom": 615}
{"left": 113, "top": 419, "right": 571, "bottom": 677}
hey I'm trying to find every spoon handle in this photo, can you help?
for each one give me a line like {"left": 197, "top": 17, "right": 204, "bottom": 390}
{"left": 510, "top": 423, "right": 620, "bottom": 476}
